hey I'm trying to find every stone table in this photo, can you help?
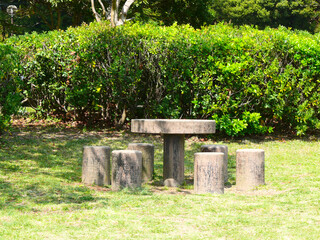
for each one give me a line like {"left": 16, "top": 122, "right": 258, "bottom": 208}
{"left": 131, "top": 119, "right": 216, "bottom": 186}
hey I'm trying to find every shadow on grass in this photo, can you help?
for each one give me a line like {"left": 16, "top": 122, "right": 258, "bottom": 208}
{"left": 0, "top": 124, "right": 166, "bottom": 209}
{"left": 1, "top": 138, "right": 84, "bottom": 183}
{"left": 0, "top": 127, "right": 111, "bottom": 209}
{"left": 0, "top": 178, "right": 106, "bottom": 210}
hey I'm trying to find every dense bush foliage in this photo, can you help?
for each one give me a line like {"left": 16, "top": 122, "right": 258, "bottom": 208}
{"left": 6, "top": 22, "right": 320, "bottom": 135}
{"left": 0, "top": 44, "right": 21, "bottom": 134}
{"left": 212, "top": 0, "right": 318, "bottom": 32}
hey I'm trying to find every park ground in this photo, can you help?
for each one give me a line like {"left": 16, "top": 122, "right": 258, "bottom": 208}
{"left": 0, "top": 119, "right": 319, "bottom": 239}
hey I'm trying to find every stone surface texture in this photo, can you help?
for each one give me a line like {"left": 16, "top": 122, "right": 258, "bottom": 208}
{"left": 111, "top": 150, "right": 142, "bottom": 191}
{"left": 82, "top": 146, "right": 111, "bottom": 186}
{"left": 236, "top": 149, "right": 265, "bottom": 191}
{"left": 131, "top": 119, "right": 216, "bottom": 134}
{"left": 201, "top": 145, "right": 228, "bottom": 183}
{"left": 194, "top": 152, "right": 224, "bottom": 194}
{"left": 163, "top": 134, "right": 185, "bottom": 186}
{"left": 127, "top": 143, "right": 154, "bottom": 182}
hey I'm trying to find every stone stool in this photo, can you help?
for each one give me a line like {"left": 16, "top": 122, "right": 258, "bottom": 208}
{"left": 82, "top": 146, "right": 111, "bottom": 186}
{"left": 194, "top": 152, "right": 225, "bottom": 194}
{"left": 201, "top": 145, "right": 228, "bottom": 183}
{"left": 111, "top": 150, "right": 142, "bottom": 191}
{"left": 236, "top": 149, "right": 265, "bottom": 191}
{"left": 127, "top": 143, "right": 154, "bottom": 183}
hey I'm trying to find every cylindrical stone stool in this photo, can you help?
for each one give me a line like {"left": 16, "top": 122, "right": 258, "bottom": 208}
{"left": 236, "top": 149, "right": 265, "bottom": 191}
{"left": 127, "top": 143, "right": 154, "bottom": 183}
{"left": 194, "top": 152, "right": 224, "bottom": 194}
{"left": 111, "top": 150, "right": 142, "bottom": 191}
{"left": 82, "top": 146, "right": 111, "bottom": 186}
{"left": 201, "top": 145, "right": 228, "bottom": 183}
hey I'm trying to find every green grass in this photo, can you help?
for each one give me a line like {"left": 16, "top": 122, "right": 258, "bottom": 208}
{"left": 0, "top": 122, "right": 319, "bottom": 239}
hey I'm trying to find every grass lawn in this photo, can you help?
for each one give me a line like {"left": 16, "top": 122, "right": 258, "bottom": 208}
{"left": 0, "top": 119, "right": 319, "bottom": 239}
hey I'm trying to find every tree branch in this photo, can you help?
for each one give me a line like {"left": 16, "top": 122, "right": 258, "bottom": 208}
{"left": 111, "top": 0, "right": 117, "bottom": 27}
{"left": 115, "top": 0, "right": 120, "bottom": 24}
{"left": 97, "top": 0, "right": 107, "bottom": 17}
{"left": 120, "top": 0, "right": 135, "bottom": 24}
{"left": 91, "top": 0, "right": 101, "bottom": 22}
{"left": 111, "top": 0, "right": 135, "bottom": 27}
{"left": 56, "top": 9, "right": 61, "bottom": 29}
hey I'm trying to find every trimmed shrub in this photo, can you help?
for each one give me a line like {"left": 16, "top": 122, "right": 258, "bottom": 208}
{"left": 7, "top": 22, "right": 320, "bottom": 136}
{"left": 0, "top": 44, "right": 21, "bottom": 134}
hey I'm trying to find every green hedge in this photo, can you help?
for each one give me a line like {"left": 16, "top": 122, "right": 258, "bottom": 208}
{"left": 6, "top": 22, "right": 320, "bottom": 136}
{"left": 0, "top": 44, "right": 21, "bottom": 134}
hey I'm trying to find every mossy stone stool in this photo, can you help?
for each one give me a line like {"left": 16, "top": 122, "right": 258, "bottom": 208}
{"left": 82, "top": 146, "right": 111, "bottom": 186}
{"left": 111, "top": 150, "right": 142, "bottom": 191}
{"left": 128, "top": 143, "right": 154, "bottom": 183}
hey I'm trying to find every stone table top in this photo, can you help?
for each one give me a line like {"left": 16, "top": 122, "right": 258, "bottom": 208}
{"left": 131, "top": 119, "right": 216, "bottom": 134}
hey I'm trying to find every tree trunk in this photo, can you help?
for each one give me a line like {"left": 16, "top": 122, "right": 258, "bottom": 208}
{"left": 110, "top": 0, "right": 118, "bottom": 27}
{"left": 93, "top": 0, "right": 135, "bottom": 27}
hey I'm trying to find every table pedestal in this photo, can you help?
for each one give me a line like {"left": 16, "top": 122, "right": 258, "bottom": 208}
{"left": 163, "top": 134, "right": 185, "bottom": 186}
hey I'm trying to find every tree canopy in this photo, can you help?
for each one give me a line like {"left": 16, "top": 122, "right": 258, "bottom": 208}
{"left": 212, "top": 0, "right": 319, "bottom": 32}
{"left": 1, "top": 0, "right": 320, "bottom": 39}
{"left": 132, "top": 0, "right": 214, "bottom": 28}
{"left": 0, "top": 0, "right": 93, "bottom": 38}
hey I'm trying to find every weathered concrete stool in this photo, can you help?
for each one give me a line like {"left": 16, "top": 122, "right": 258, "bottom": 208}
{"left": 82, "top": 146, "right": 111, "bottom": 186}
{"left": 194, "top": 152, "right": 224, "bottom": 194}
{"left": 236, "top": 149, "right": 265, "bottom": 191}
{"left": 127, "top": 143, "right": 154, "bottom": 183}
{"left": 111, "top": 150, "right": 142, "bottom": 191}
{"left": 201, "top": 145, "right": 228, "bottom": 183}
